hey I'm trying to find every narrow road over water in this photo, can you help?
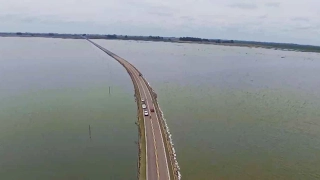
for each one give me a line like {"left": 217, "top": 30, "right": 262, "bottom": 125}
{"left": 87, "top": 39, "right": 171, "bottom": 180}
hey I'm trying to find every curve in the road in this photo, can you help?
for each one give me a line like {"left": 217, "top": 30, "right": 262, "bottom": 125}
{"left": 87, "top": 39, "right": 171, "bottom": 180}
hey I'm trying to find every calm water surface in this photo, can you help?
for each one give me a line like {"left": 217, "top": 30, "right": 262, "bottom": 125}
{"left": 95, "top": 39, "right": 320, "bottom": 180}
{"left": 0, "top": 38, "right": 138, "bottom": 179}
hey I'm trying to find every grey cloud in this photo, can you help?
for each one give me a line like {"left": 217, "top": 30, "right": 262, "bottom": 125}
{"left": 228, "top": 3, "right": 257, "bottom": 10}
{"left": 294, "top": 24, "right": 320, "bottom": 30}
{"left": 130, "top": 1, "right": 175, "bottom": 14}
{"left": 265, "top": 2, "right": 280, "bottom": 7}
{"left": 148, "top": 11, "right": 172, "bottom": 17}
{"left": 180, "top": 16, "right": 194, "bottom": 21}
{"left": 0, "top": 14, "right": 19, "bottom": 21}
{"left": 20, "top": 17, "right": 36, "bottom": 23}
{"left": 283, "top": 23, "right": 320, "bottom": 33}
{"left": 0, "top": 13, "right": 63, "bottom": 24}
{"left": 291, "top": 17, "right": 310, "bottom": 22}
{"left": 0, "top": 0, "right": 319, "bottom": 45}
{"left": 295, "top": 26, "right": 314, "bottom": 30}
{"left": 0, "top": 14, "right": 36, "bottom": 23}
{"left": 258, "top": 15, "right": 268, "bottom": 19}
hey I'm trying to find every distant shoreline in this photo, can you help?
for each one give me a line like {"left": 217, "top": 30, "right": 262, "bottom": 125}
{"left": 174, "top": 41, "right": 320, "bottom": 53}
{"left": 1, "top": 33, "right": 319, "bottom": 53}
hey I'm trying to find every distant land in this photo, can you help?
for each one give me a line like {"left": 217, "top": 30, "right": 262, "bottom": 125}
{"left": 1, "top": 32, "right": 320, "bottom": 53}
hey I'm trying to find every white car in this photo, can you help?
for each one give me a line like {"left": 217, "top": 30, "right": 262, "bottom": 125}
{"left": 144, "top": 110, "right": 149, "bottom": 116}
{"left": 142, "top": 104, "right": 147, "bottom": 109}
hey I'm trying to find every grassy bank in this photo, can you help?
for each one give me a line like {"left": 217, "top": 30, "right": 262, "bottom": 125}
{"left": 116, "top": 61, "right": 147, "bottom": 180}
{"left": 142, "top": 79, "right": 177, "bottom": 180}
{"left": 127, "top": 61, "right": 177, "bottom": 180}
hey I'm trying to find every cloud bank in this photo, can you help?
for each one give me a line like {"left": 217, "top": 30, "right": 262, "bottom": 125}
{"left": 0, "top": 0, "right": 319, "bottom": 45}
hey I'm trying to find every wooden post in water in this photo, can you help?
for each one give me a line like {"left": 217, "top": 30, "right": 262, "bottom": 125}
{"left": 89, "top": 125, "right": 92, "bottom": 140}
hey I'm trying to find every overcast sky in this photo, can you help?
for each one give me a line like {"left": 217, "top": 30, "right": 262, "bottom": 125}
{"left": 0, "top": 0, "right": 319, "bottom": 45}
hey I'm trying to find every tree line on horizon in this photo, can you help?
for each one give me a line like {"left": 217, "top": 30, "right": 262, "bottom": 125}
{"left": 7, "top": 32, "right": 319, "bottom": 52}
{"left": 179, "top": 37, "right": 234, "bottom": 43}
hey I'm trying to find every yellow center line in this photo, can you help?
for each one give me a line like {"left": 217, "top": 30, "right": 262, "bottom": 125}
{"left": 131, "top": 64, "right": 160, "bottom": 180}
{"left": 134, "top": 69, "right": 160, "bottom": 180}
{"left": 150, "top": 117, "right": 160, "bottom": 180}
{"left": 87, "top": 41, "right": 161, "bottom": 179}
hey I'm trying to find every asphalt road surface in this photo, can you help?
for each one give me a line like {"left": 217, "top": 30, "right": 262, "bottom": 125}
{"left": 87, "top": 39, "right": 171, "bottom": 180}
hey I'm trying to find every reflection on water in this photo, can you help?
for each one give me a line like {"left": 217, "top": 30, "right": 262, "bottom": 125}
{"left": 95, "top": 39, "right": 320, "bottom": 180}
{"left": 0, "top": 38, "right": 137, "bottom": 179}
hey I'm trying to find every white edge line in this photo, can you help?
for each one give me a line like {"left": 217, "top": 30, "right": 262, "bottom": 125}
{"left": 126, "top": 61, "right": 150, "bottom": 180}
{"left": 137, "top": 75, "right": 149, "bottom": 180}
{"left": 136, "top": 74, "right": 170, "bottom": 180}
{"left": 89, "top": 40, "right": 160, "bottom": 180}
{"left": 122, "top": 58, "right": 165, "bottom": 180}
{"left": 130, "top": 63, "right": 160, "bottom": 180}
{"left": 95, "top": 44, "right": 150, "bottom": 180}
{"left": 141, "top": 81, "right": 171, "bottom": 180}
{"left": 123, "top": 61, "right": 150, "bottom": 180}
{"left": 133, "top": 70, "right": 152, "bottom": 180}
{"left": 152, "top": 98, "right": 171, "bottom": 180}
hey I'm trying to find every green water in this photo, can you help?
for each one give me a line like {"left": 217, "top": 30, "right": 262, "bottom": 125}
{"left": 95, "top": 39, "right": 320, "bottom": 180}
{"left": 1, "top": 37, "right": 320, "bottom": 179}
{"left": 0, "top": 38, "right": 137, "bottom": 179}
{"left": 156, "top": 84, "right": 320, "bottom": 179}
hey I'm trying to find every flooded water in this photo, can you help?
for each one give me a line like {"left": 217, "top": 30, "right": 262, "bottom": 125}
{"left": 1, "top": 37, "right": 320, "bottom": 180}
{"left": 0, "top": 38, "right": 138, "bottom": 179}
{"left": 94, "top": 39, "right": 320, "bottom": 180}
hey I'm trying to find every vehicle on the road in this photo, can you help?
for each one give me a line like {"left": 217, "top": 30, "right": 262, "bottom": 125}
{"left": 142, "top": 104, "right": 147, "bottom": 109}
{"left": 139, "top": 73, "right": 142, "bottom": 76}
{"left": 141, "top": 99, "right": 145, "bottom": 103}
{"left": 150, "top": 107, "right": 155, "bottom": 112}
{"left": 144, "top": 110, "right": 149, "bottom": 116}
